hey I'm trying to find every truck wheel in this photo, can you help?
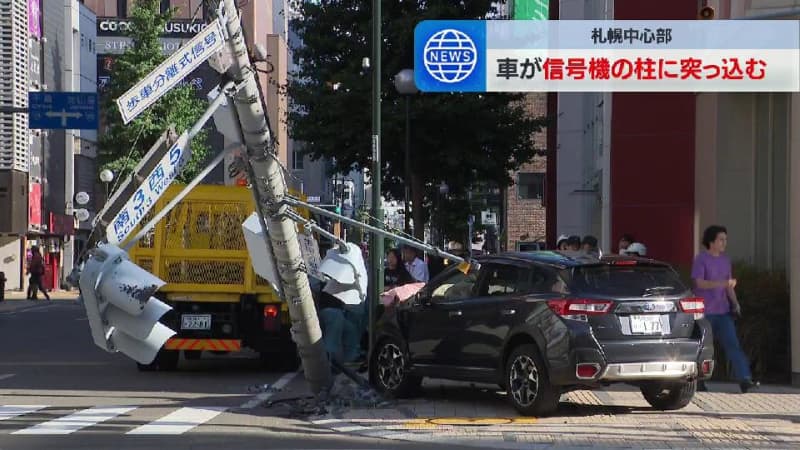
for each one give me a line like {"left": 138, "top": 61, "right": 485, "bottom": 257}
{"left": 505, "top": 344, "right": 559, "bottom": 416}
{"left": 641, "top": 379, "right": 697, "bottom": 410}
{"left": 136, "top": 349, "right": 179, "bottom": 372}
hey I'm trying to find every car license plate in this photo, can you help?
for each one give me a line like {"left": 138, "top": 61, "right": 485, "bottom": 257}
{"left": 630, "top": 315, "right": 663, "bottom": 334}
{"left": 181, "top": 314, "right": 212, "bottom": 330}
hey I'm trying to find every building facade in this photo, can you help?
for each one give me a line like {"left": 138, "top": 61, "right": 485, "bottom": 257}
{"left": 504, "top": 1, "right": 548, "bottom": 252}
{"left": 553, "top": 0, "right": 800, "bottom": 383}
{"left": 505, "top": 93, "right": 547, "bottom": 251}
{"left": 39, "top": 0, "right": 99, "bottom": 289}
{"left": 0, "top": 0, "right": 33, "bottom": 290}
{"left": 693, "top": 0, "right": 800, "bottom": 385}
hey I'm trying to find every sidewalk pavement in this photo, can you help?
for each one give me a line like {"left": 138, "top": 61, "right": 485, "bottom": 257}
{"left": 304, "top": 378, "right": 800, "bottom": 449}
{"left": 2, "top": 289, "right": 80, "bottom": 301}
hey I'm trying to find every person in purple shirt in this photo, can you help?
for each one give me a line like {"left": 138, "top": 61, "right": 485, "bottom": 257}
{"left": 692, "top": 225, "right": 758, "bottom": 393}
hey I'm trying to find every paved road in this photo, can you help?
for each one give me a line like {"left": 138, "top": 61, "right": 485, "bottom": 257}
{"left": 0, "top": 298, "right": 471, "bottom": 450}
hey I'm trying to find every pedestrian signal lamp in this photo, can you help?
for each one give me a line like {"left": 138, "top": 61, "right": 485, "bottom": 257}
{"left": 699, "top": 6, "right": 715, "bottom": 19}
{"left": 78, "top": 244, "right": 176, "bottom": 364}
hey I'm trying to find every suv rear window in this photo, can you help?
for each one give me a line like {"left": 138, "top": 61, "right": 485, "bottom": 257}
{"left": 564, "top": 265, "right": 688, "bottom": 297}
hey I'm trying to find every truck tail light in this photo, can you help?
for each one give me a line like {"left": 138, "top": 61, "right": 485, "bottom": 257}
{"left": 263, "top": 304, "right": 280, "bottom": 331}
{"left": 263, "top": 305, "right": 279, "bottom": 318}
{"left": 547, "top": 299, "right": 613, "bottom": 321}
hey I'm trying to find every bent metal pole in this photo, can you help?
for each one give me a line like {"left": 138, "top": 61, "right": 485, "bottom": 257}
{"left": 283, "top": 196, "right": 466, "bottom": 264}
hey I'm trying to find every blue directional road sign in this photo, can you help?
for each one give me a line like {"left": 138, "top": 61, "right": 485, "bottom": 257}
{"left": 28, "top": 92, "right": 99, "bottom": 130}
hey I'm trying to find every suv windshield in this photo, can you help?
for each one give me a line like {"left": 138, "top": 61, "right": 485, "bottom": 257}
{"left": 565, "top": 264, "right": 688, "bottom": 297}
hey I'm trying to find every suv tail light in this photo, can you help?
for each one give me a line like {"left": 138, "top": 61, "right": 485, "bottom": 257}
{"left": 547, "top": 299, "right": 613, "bottom": 320}
{"left": 701, "top": 359, "right": 714, "bottom": 376}
{"left": 679, "top": 297, "right": 705, "bottom": 313}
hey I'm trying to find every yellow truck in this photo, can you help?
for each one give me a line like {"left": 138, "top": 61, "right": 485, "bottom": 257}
{"left": 127, "top": 184, "right": 299, "bottom": 371}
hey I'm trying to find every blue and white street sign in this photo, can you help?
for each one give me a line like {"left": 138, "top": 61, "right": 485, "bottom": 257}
{"left": 106, "top": 131, "right": 192, "bottom": 245}
{"left": 116, "top": 18, "right": 226, "bottom": 124}
{"left": 28, "top": 92, "right": 99, "bottom": 130}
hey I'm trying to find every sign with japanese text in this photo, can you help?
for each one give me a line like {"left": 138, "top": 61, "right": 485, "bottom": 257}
{"left": 116, "top": 18, "right": 225, "bottom": 124}
{"left": 414, "top": 20, "right": 800, "bottom": 92}
{"left": 105, "top": 132, "right": 192, "bottom": 245}
{"left": 298, "top": 233, "right": 324, "bottom": 280}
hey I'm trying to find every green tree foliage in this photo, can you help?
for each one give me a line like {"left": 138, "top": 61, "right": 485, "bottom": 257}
{"left": 97, "top": 0, "right": 209, "bottom": 183}
{"left": 289, "top": 0, "right": 548, "bottom": 239}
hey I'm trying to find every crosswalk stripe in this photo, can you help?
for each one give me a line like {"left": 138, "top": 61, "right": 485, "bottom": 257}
{"left": 126, "top": 407, "right": 226, "bottom": 435}
{"left": 12, "top": 406, "right": 135, "bottom": 435}
{"left": 0, "top": 405, "right": 48, "bottom": 421}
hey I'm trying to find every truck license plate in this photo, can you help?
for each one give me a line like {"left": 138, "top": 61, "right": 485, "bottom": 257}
{"left": 630, "top": 315, "right": 663, "bottom": 334}
{"left": 181, "top": 314, "right": 212, "bottom": 330}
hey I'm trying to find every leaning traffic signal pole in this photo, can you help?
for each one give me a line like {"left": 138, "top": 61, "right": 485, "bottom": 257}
{"left": 214, "top": 0, "right": 332, "bottom": 395}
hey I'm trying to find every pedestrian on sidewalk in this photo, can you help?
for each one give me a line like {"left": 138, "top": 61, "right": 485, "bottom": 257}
{"left": 26, "top": 246, "right": 49, "bottom": 301}
{"left": 692, "top": 225, "right": 758, "bottom": 393}
{"left": 624, "top": 242, "right": 647, "bottom": 257}
{"left": 0, "top": 271, "right": 6, "bottom": 302}
{"left": 402, "top": 246, "right": 429, "bottom": 283}
{"left": 582, "top": 235, "right": 600, "bottom": 258}
{"left": 618, "top": 233, "right": 635, "bottom": 254}
{"left": 384, "top": 248, "right": 414, "bottom": 290}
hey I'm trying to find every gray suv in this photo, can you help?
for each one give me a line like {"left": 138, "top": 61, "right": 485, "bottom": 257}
{"left": 370, "top": 251, "right": 715, "bottom": 416}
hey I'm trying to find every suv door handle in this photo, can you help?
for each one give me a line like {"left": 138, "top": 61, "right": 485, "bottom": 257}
{"left": 501, "top": 309, "right": 517, "bottom": 316}
{"left": 449, "top": 310, "right": 463, "bottom": 317}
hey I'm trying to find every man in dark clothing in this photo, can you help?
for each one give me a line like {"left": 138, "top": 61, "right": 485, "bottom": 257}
{"left": 27, "top": 246, "right": 49, "bottom": 301}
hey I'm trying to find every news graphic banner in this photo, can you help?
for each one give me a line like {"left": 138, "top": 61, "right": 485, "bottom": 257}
{"left": 414, "top": 20, "right": 800, "bottom": 92}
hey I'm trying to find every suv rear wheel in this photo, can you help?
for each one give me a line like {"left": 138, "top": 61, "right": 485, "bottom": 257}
{"left": 505, "top": 344, "right": 558, "bottom": 416}
{"left": 370, "top": 338, "right": 421, "bottom": 398}
{"left": 640, "top": 379, "right": 697, "bottom": 410}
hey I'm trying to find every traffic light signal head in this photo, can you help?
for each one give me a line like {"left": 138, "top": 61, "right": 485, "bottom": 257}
{"left": 78, "top": 244, "right": 176, "bottom": 364}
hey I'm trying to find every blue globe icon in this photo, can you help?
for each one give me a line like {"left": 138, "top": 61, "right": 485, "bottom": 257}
{"left": 423, "top": 29, "right": 478, "bottom": 84}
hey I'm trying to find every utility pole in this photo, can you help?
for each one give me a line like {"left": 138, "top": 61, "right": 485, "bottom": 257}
{"left": 368, "top": 0, "right": 383, "bottom": 362}
{"left": 215, "top": 0, "right": 331, "bottom": 395}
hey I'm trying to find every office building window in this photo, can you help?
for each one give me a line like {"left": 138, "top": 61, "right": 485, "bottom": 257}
{"left": 161, "top": 0, "right": 170, "bottom": 14}
{"left": 292, "top": 149, "right": 304, "bottom": 170}
{"left": 517, "top": 172, "right": 544, "bottom": 200}
{"left": 118, "top": 0, "right": 127, "bottom": 17}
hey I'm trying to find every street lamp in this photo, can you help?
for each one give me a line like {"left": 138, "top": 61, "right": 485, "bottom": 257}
{"left": 99, "top": 169, "right": 114, "bottom": 201}
{"left": 393, "top": 69, "right": 418, "bottom": 236}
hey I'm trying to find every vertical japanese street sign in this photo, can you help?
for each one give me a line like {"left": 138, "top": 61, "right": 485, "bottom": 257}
{"left": 298, "top": 233, "right": 324, "bottom": 280}
{"left": 116, "top": 18, "right": 225, "bottom": 124}
{"left": 106, "top": 132, "right": 192, "bottom": 245}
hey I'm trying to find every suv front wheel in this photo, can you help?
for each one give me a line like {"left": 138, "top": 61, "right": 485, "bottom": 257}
{"left": 640, "top": 379, "right": 697, "bottom": 410}
{"left": 370, "top": 338, "right": 421, "bottom": 398}
{"left": 505, "top": 344, "right": 559, "bottom": 416}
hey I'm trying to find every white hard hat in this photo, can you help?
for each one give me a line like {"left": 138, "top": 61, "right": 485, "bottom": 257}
{"left": 625, "top": 242, "right": 647, "bottom": 256}
{"left": 556, "top": 234, "right": 569, "bottom": 246}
